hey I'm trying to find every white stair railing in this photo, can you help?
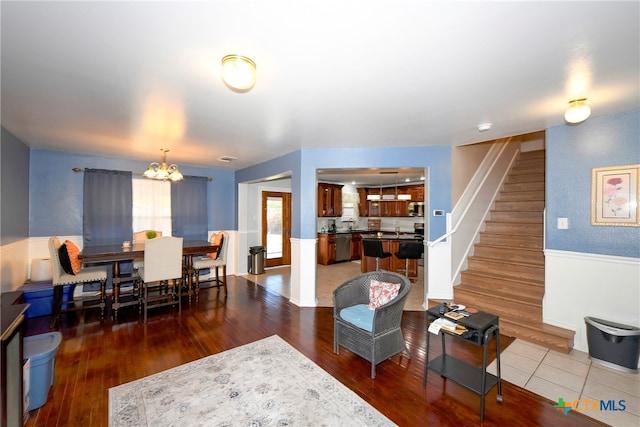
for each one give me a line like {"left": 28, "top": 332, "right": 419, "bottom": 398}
{"left": 450, "top": 137, "right": 520, "bottom": 285}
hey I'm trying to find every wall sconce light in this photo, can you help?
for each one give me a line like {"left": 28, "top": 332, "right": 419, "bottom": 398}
{"left": 564, "top": 98, "right": 591, "bottom": 124}
{"left": 221, "top": 54, "right": 256, "bottom": 92}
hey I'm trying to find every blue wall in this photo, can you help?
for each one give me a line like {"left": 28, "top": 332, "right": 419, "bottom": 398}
{"left": 235, "top": 150, "right": 302, "bottom": 236}
{"left": 546, "top": 110, "right": 640, "bottom": 257}
{"left": 0, "top": 127, "right": 30, "bottom": 244}
{"left": 29, "top": 149, "right": 236, "bottom": 237}
{"left": 237, "top": 146, "right": 451, "bottom": 240}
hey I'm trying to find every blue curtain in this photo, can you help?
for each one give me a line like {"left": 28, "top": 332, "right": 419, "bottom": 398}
{"left": 83, "top": 169, "right": 133, "bottom": 246}
{"left": 171, "top": 176, "right": 208, "bottom": 241}
{"left": 82, "top": 169, "right": 133, "bottom": 290}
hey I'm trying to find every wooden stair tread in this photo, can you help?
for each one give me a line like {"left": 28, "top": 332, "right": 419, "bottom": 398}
{"left": 502, "top": 182, "right": 545, "bottom": 191}
{"left": 474, "top": 243, "right": 542, "bottom": 252}
{"left": 499, "top": 192, "right": 545, "bottom": 201}
{"left": 499, "top": 319, "right": 575, "bottom": 353}
{"left": 455, "top": 285, "right": 542, "bottom": 306}
{"left": 480, "top": 230, "right": 542, "bottom": 240}
{"left": 461, "top": 270, "right": 544, "bottom": 287}
{"left": 483, "top": 223, "right": 543, "bottom": 235}
{"left": 469, "top": 254, "right": 544, "bottom": 267}
{"left": 478, "top": 235, "right": 542, "bottom": 248}
{"left": 501, "top": 317, "right": 575, "bottom": 339}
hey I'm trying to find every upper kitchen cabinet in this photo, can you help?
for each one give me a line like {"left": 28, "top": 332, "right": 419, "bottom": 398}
{"left": 356, "top": 183, "right": 424, "bottom": 217}
{"left": 318, "top": 183, "right": 343, "bottom": 217}
{"left": 357, "top": 188, "right": 368, "bottom": 217}
{"left": 406, "top": 184, "right": 424, "bottom": 201}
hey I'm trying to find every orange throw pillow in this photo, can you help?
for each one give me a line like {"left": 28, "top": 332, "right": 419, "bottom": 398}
{"left": 207, "top": 232, "right": 224, "bottom": 259}
{"left": 63, "top": 240, "right": 82, "bottom": 275}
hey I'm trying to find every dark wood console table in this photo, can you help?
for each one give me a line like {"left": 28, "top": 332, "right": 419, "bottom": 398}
{"left": 423, "top": 303, "right": 502, "bottom": 422}
{"left": 1, "top": 291, "right": 29, "bottom": 427}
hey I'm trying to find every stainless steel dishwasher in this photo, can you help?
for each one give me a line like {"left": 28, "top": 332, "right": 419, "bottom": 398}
{"left": 335, "top": 233, "right": 351, "bottom": 262}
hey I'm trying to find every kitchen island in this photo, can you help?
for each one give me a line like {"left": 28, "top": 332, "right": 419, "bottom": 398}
{"left": 360, "top": 233, "right": 424, "bottom": 278}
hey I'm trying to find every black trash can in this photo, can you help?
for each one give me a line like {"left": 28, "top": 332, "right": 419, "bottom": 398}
{"left": 248, "top": 246, "right": 266, "bottom": 275}
{"left": 585, "top": 317, "right": 640, "bottom": 373}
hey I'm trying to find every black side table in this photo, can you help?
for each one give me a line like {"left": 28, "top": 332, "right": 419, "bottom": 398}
{"left": 423, "top": 303, "right": 503, "bottom": 422}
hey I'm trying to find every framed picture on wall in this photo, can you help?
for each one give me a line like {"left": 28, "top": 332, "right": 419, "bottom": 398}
{"left": 591, "top": 164, "right": 640, "bottom": 226}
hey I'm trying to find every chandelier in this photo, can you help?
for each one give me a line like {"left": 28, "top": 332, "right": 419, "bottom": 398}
{"left": 143, "top": 148, "right": 184, "bottom": 181}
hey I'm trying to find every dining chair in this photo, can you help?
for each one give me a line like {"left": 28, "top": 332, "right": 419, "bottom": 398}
{"left": 132, "top": 230, "right": 163, "bottom": 271}
{"left": 191, "top": 231, "right": 228, "bottom": 300}
{"left": 138, "top": 236, "right": 183, "bottom": 323}
{"left": 48, "top": 236, "right": 109, "bottom": 330}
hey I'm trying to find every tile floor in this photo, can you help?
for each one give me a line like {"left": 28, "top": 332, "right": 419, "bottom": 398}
{"left": 487, "top": 339, "right": 639, "bottom": 426}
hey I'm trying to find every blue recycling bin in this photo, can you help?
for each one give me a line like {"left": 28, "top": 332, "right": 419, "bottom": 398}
{"left": 24, "top": 332, "right": 62, "bottom": 410}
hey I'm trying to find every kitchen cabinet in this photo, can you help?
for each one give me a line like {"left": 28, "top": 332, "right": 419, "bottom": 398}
{"left": 407, "top": 184, "right": 425, "bottom": 201}
{"left": 357, "top": 188, "right": 368, "bottom": 217}
{"left": 365, "top": 200, "right": 407, "bottom": 217}
{"left": 381, "top": 201, "right": 408, "bottom": 217}
{"left": 368, "top": 201, "right": 381, "bottom": 217}
{"left": 317, "top": 233, "right": 336, "bottom": 265}
{"left": 317, "top": 183, "right": 343, "bottom": 217}
{"left": 350, "top": 233, "right": 361, "bottom": 260}
{"left": 357, "top": 184, "right": 423, "bottom": 217}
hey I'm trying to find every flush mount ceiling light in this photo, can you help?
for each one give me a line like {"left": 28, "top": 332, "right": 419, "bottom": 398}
{"left": 221, "top": 54, "right": 256, "bottom": 92}
{"left": 564, "top": 98, "right": 591, "bottom": 124}
{"left": 477, "top": 123, "right": 492, "bottom": 132}
{"left": 218, "top": 155, "right": 238, "bottom": 163}
{"left": 143, "top": 148, "right": 183, "bottom": 181}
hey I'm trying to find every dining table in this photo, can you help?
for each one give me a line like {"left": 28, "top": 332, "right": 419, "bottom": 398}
{"left": 79, "top": 240, "right": 218, "bottom": 316}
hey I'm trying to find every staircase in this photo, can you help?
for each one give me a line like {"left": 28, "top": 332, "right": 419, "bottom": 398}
{"left": 453, "top": 149, "right": 575, "bottom": 353}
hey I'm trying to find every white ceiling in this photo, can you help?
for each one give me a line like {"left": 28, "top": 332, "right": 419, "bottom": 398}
{"left": 2, "top": 1, "right": 639, "bottom": 177}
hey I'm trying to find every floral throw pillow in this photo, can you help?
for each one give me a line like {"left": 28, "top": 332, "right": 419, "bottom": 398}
{"left": 368, "top": 279, "right": 401, "bottom": 309}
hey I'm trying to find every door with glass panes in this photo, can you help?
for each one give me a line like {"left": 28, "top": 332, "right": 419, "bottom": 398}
{"left": 261, "top": 191, "right": 291, "bottom": 267}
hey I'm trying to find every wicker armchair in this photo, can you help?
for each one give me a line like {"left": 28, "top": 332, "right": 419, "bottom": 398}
{"left": 333, "top": 271, "right": 412, "bottom": 378}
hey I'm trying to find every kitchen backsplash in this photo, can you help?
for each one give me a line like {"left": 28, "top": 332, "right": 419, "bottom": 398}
{"left": 317, "top": 216, "right": 423, "bottom": 233}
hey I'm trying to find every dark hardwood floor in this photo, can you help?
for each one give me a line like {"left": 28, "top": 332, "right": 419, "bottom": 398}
{"left": 23, "top": 276, "right": 603, "bottom": 427}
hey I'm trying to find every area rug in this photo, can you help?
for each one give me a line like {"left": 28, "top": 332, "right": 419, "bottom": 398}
{"left": 109, "top": 335, "right": 395, "bottom": 426}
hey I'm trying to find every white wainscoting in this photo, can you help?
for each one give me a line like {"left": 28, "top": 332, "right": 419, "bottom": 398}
{"left": 289, "top": 237, "right": 318, "bottom": 307}
{"left": 0, "top": 238, "right": 29, "bottom": 292}
{"left": 426, "top": 240, "right": 453, "bottom": 301}
{"left": 0, "top": 233, "right": 239, "bottom": 293}
{"left": 544, "top": 249, "right": 640, "bottom": 353}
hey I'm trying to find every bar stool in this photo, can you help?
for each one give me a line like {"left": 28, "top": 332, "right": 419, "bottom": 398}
{"left": 394, "top": 241, "right": 424, "bottom": 277}
{"left": 362, "top": 239, "right": 392, "bottom": 271}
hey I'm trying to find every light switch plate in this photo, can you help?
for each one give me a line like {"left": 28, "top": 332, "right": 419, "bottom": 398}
{"left": 433, "top": 210, "right": 444, "bottom": 216}
{"left": 557, "top": 217, "right": 569, "bottom": 229}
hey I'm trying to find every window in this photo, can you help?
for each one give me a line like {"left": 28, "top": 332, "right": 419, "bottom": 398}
{"left": 132, "top": 178, "right": 172, "bottom": 237}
